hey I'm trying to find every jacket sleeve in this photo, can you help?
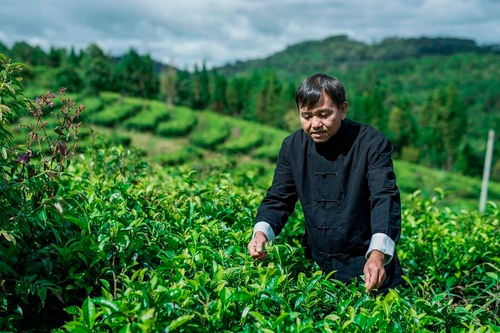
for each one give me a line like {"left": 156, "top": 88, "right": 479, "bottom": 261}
{"left": 254, "top": 138, "right": 298, "bottom": 239}
{"left": 365, "top": 135, "right": 401, "bottom": 265}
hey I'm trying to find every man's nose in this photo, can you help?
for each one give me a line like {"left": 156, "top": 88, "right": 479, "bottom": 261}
{"left": 311, "top": 117, "right": 322, "bottom": 129}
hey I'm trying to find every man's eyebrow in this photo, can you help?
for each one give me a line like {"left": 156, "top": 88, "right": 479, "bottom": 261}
{"left": 300, "top": 108, "right": 334, "bottom": 115}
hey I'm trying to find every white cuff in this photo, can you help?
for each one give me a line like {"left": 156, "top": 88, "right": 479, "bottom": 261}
{"left": 365, "top": 233, "right": 395, "bottom": 265}
{"left": 252, "top": 221, "right": 275, "bottom": 241}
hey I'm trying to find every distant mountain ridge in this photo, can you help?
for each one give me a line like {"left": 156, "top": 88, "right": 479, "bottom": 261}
{"left": 219, "top": 35, "right": 499, "bottom": 77}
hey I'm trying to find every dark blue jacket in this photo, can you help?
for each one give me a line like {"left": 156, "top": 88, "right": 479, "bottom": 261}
{"left": 255, "top": 118, "right": 403, "bottom": 288}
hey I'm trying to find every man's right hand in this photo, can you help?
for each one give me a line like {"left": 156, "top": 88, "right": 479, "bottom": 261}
{"left": 248, "top": 231, "right": 268, "bottom": 260}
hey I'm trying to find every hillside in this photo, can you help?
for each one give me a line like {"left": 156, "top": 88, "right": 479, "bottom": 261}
{"left": 11, "top": 91, "right": 500, "bottom": 210}
{"left": 5, "top": 38, "right": 499, "bottom": 182}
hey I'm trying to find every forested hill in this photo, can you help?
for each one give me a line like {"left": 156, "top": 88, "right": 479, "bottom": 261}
{"left": 219, "top": 35, "right": 500, "bottom": 78}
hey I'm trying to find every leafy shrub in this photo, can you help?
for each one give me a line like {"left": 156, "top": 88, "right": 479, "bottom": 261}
{"left": 58, "top": 169, "right": 498, "bottom": 332}
{"left": 156, "top": 106, "right": 197, "bottom": 137}
{"left": 0, "top": 57, "right": 85, "bottom": 330}
{"left": 90, "top": 97, "right": 145, "bottom": 126}
{"left": 252, "top": 127, "right": 287, "bottom": 161}
{"left": 124, "top": 100, "right": 170, "bottom": 131}
{"left": 218, "top": 120, "right": 264, "bottom": 154}
{"left": 253, "top": 143, "right": 281, "bottom": 161}
{"left": 99, "top": 91, "right": 120, "bottom": 104}
{"left": 150, "top": 145, "right": 203, "bottom": 166}
{"left": 190, "top": 111, "right": 230, "bottom": 149}
{"left": 77, "top": 96, "right": 103, "bottom": 120}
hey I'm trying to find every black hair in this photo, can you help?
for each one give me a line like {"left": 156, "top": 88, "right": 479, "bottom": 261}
{"left": 295, "top": 73, "right": 346, "bottom": 110}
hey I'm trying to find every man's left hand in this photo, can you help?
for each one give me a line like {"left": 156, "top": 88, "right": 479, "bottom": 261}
{"left": 363, "top": 250, "right": 386, "bottom": 292}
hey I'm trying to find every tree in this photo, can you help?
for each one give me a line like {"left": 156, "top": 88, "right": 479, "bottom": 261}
{"left": 114, "top": 48, "right": 158, "bottom": 98}
{"left": 191, "top": 62, "right": 210, "bottom": 109}
{"left": 174, "top": 69, "right": 193, "bottom": 107}
{"left": 226, "top": 77, "right": 247, "bottom": 117}
{"left": 47, "top": 47, "right": 67, "bottom": 67}
{"left": 256, "top": 70, "right": 284, "bottom": 127}
{"left": 210, "top": 72, "right": 227, "bottom": 113}
{"left": 10, "top": 41, "right": 46, "bottom": 65}
{"left": 422, "top": 86, "right": 466, "bottom": 170}
{"left": 54, "top": 64, "right": 83, "bottom": 93}
{"left": 80, "top": 43, "right": 112, "bottom": 96}
{"left": 387, "top": 98, "right": 417, "bottom": 154}
{"left": 160, "top": 65, "right": 177, "bottom": 105}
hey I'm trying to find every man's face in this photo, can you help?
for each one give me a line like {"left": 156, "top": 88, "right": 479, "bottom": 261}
{"left": 299, "top": 92, "right": 348, "bottom": 143}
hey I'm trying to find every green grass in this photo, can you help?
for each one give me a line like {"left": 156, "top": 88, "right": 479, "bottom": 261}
{"left": 395, "top": 160, "right": 500, "bottom": 208}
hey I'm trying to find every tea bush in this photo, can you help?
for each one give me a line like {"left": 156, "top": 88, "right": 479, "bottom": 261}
{"left": 218, "top": 120, "right": 264, "bottom": 154}
{"left": 51, "top": 157, "right": 499, "bottom": 332}
{"left": 91, "top": 97, "right": 145, "bottom": 126}
{"left": 124, "top": 100, "right": 171, "bottom": 131}
{"left": 190, "top": 111, "right": 231, "bottom": 149}
{"left": 2, "top": 140, "right": 498, "bottom": 331}
{"left": 99, "top": 91, "right": 120, "bottom": 104}
{"left": 252, "top": 127, "right": 287, "bottom": 162}
{"left": 77, "top": 97, "right": 103, "bottom": 120}
{"left": 150, "top": 145, "right": 204, "bottom": 166}
{"left": 156, "top": 106, "right": 197, "bottom": 137}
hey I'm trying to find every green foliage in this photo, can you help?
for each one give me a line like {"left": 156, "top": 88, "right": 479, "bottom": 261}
{"left": 218, "top": 120, "right": 265, "bottom": 154}
{"left": 76, "top": 96, "right": 103, "bottom": 120}
{"left": 54, "top": 63, "right": 83, "bottom": 93}
{"left": 387, "top": 99, "right": 418, "bottom": 155}
{"left": 0, "top": 54, "right": 31, "bottom": 144}
{"left": 114, "top": 48, "right": 158, "bottom": 99}
{"left": 156, "top": 106, "right": 197, "bottom": 137}
{"left": 3, "top": 55, "right": 500, "bottom": 331}
{"left": 0, "top": 68, "right": 85, "bottom": 329}
{"left": 80, "top": 44, "right": 112, "bottom": 96}
{"left": 8, "top": 38, "right": 499, "bottom": 178}
{"left": 98, "top": 91, "right": 120, "bottom": 105}
{"left": 124, "top": 100, "right": 170, "bottom": 131}
{"left": 90, "top": 97, "right": 145, "bottom": 126}
{"left": 13, "top": 152, "right": 494, "bottom": 331}
{"left": 394, "top": 160, "right": 500, "bottom": 209}
{"left": 190, "top": 111, "right": 230, "bottom": 149}
{"left": 252, "top": 127, "right": 288, "bottom": 162}
{"left": 150, "top": 145, "right": 203, "bottom": 166}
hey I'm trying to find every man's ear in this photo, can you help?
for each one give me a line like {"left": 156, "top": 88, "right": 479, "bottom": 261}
{"left": 341, "top": 101, "right": 349, "bottom": 119}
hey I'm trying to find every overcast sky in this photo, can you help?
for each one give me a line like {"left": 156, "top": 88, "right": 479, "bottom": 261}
{"left": 1, "top": 0, "right": 499, "bottom": 68}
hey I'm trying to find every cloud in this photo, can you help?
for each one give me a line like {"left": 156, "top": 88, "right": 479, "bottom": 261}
{"left": 0, "top": 0, "right": 498, "bottom": 68}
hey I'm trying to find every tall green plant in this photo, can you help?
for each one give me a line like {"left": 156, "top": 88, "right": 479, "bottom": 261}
{"left": 0, "top": 55, "right": 84, "bottom": 329}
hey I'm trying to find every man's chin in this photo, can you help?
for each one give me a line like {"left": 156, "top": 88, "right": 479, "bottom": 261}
{"left": 310, "top": 135, "right": 331, "bottom": 143}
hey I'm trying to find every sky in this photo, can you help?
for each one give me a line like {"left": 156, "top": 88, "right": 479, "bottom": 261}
{"left": 1, "top": 0, "right": 499, "bottom": 68}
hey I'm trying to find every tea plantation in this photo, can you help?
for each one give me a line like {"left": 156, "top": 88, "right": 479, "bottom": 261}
{"left": 1, "top": 61, "right": 499, "bottom": 331}
{"left": 37, "top": 90, "right": 500, "bottom": 210}
{"left": 3, "top": 147, "right": 498, "bottom": 331}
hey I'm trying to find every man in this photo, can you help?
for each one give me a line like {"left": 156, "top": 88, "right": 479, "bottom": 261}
{"left": 247, "top": 73, "right": 403, "bottom": 294}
